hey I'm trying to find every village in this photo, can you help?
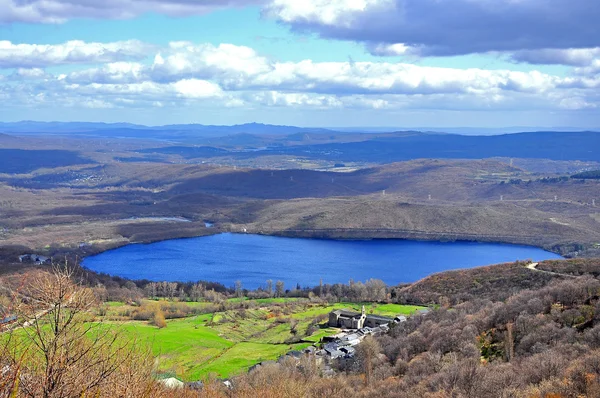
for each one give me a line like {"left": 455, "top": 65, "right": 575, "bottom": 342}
{"left": 158, "top": 306, "right": 429, "bottom": 390}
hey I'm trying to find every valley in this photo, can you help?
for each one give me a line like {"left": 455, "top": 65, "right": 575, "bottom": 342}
{"left": 0, "top": 129, "right": 599, "bottom": 263}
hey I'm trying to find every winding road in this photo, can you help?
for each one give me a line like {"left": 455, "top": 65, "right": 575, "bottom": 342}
{"left": 526, "top": 262, "right": 577, "bottom": 278}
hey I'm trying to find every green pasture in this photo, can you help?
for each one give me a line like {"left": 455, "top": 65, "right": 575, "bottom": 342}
{"left": 98, "top": 300, "right": 426, "bottom": 381}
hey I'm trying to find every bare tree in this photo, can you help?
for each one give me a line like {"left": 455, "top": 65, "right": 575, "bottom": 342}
{"left": 235, "top": 280, "right": 243, "bottom": 300}
{"left": 355, "top": 335, "right": 382, "bottom": 387}
{"left": 275, "top": 281, "right": 285, "bottom": 298}
{"left": 11, "top": 267, "right": 137, "bottom": 398}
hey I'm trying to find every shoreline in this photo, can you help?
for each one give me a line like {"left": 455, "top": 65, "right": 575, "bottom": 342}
{"left": 79, "top": 230, "right": 565, "bottom": 289}
{"left": 71, "top": 223, "right": 581, "bottom": 262}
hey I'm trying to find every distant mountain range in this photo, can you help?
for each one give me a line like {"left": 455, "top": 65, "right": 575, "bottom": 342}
{"left": 1, "top": 121, "right": 598, "bottom": 137}
{"left": 137, "top": 131, "right": 600, "bottom": 163}
{"left": 0, "top": 121, "right": 336, "bottom": 137}
{"left": 262, "top": 131, "right": 600, "bottom": 163}
{"left": 2, "top": 121, "right": 600, "bottom": 163}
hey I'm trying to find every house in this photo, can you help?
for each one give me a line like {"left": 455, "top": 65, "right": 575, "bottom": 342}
{"left": 281, "top": 350, "right": 303, "bottom": 362}
{"left": 186, "top": 381, "right": 204, "bottom": 391}
{"left": 33, "top": 256, "right": 51, "bottom": 265}
{"left": 329, "top": 306, "right": 367, "bottom": 329}
{"left": 340, "top": 333, "right": 361, "bottom": 346}
{"left": 18, "top": 254, "right": 51, "bottom": 265}
{"left": 340, "top": 346, "right": 356, "bottom": 357}
{"left": 158, "top": 377, "right": 184, "bottom": 389}
{"left": 364, "top": 314, "right": 393, "bottom": 328}
{"left": 0, "top": 315, "right": 17, "bottom": 326}
{"left": 324, "top": 347, "right": 345, "bottom": 359}
{"left": 249, "top": 360, "right": 278, "bottom": 373}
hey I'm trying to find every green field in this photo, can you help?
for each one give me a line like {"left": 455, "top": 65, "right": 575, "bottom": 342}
{"left": 105, "top": 300, "right": 425, "bottom": 381}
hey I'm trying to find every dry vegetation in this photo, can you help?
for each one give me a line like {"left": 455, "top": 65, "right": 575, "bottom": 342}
{"left": 0, "top": 134, "right": 599, "bottom": 271}
{"left": 0, "top": 150, "right": 599, "bottom": 258}
{"left": 3, "top": 261, "right": 600, "bottom": 397}
{"left": 395, "top": 261, "right": 560, "bottom": 305}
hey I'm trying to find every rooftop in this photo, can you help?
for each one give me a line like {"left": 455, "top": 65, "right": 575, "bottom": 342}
{"left": 333, "top": 309, "right": 362, "bottom": 318}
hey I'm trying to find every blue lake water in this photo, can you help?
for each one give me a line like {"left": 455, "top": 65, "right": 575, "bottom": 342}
{"left": 83, "top": 233, "right": 563, "bottom": 289}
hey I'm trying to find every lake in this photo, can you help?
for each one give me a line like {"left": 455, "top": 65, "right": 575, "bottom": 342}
{"left": 83, "top": 233, "right": 563, "bottom": 289}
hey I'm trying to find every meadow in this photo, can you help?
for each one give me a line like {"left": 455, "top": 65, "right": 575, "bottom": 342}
{"left": 102, "top": 300, "right": 424, "bottom": 381}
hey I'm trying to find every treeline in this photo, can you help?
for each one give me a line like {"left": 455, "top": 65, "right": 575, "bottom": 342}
{"left": 79, "top": 266, "right": 391, "bottom": 304}
{"left": 572, "top": 169, "right": 600, "bottom": 179}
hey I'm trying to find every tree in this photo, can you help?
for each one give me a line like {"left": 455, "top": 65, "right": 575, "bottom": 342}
{"left": 355, "top": 335, "right": 381, "bottom": 387}
{"left": 12, "top": 267, "right": 137, "bottom": 398}
{"left": 275, "top": 281, "right": 285, "bottom": 298}
{"left": 266, "top": 280, "right": 273, "bottom": 297}
{"left": 235, "top": 280, "right": 243, "bottom": 300}
{"left": 151, "top": 306, "right": 167, "bottom": 329}
{"left": 166, "top": 282, "right": 178, "bottom": 300}
{"left": 190, "top": 283, "right": 205, "bottom": 302}
{"left": 145, "top": 282, "right": 157, "bottom": 299}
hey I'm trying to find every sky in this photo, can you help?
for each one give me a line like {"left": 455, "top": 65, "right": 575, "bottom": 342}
{"left": 0, "top": 0, "right": 599, "bottom": 128}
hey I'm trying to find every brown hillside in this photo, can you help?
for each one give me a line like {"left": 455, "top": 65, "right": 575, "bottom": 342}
{"left": 396, "top": 261, "right": 560, "bottom": 304}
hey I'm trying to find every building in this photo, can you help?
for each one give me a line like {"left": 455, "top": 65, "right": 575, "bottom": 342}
{"left": 0, "top": 315, "right": 17, "bottom": 326}
{"left": 18, "top": 254, "right": 51, "bottom": 265}
{"left": 329, "top": 306, "right": 367, "bottom": 329}
{"left": 364, "top": 314, "right": 393, "bottom": 328}
{"left": 158, "top": 378, "right": 184, "bottom": 389}
{"left": 329, "top": 306, "right": 394, "bottom": 330}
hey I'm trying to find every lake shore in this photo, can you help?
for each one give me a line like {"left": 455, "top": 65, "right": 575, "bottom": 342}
{"left": 82, "top": 232, "right": 563, "bottom": 289}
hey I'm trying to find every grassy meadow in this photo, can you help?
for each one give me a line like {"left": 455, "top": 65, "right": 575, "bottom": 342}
{"left": 102, "top": 300, "right": 424, "bottom": 381}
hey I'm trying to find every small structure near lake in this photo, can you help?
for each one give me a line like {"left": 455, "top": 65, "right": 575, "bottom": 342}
{"left": 18, "top": 254, "right": 51, "bottom": 265}
{"left": 328, "top": 306, "right": 394, "bottom": 330}
{"left": 329, "top": 307, "right": 367, "bottom": 329}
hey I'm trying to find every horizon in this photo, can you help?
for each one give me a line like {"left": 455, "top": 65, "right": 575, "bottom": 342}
{"left": 1, "top": 1, "right": 599, "bottom": 127}
{"left": 1, "top": 120, "right": 600, "bottom": 136}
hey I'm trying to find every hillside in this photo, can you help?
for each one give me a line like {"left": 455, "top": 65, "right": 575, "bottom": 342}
{"left": 0, "top": 149, "right": 94, "bottom": 174}
{"left": 396, "top": 261, "right": 560, "bottom": 304}
{"left": 264, "top": 131, "right": 600, "bottom": 163}
{"left": 167, "top": 159, "right": 600, "bottom": 202}
{"left": 3, "top": 257, "right": 600, "bottom": 397}
{"left": 0, "top": 158, "right": 599, "bottom": 256}
{"left": 235, "top": 198, "right": 597, "bottom": 253}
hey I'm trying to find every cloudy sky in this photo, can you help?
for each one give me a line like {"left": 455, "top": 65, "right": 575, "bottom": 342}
{"left": 0, "top": 0, "right": 599, "bottom": 127}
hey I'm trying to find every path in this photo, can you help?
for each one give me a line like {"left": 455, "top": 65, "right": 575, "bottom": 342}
{"left": 526, "top": 262, "right": 577, "bottom": 278}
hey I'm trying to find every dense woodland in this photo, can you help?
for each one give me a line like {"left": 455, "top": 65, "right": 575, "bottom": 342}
{"left": 572, "top": 170, "right": 600, "bottom": 180}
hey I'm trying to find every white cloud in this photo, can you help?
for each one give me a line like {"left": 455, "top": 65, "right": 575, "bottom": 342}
{"left": 15, "top": 68, "right": 48, "bottom": 79}
{"left": 172, "top": 79, "right": 223, "bottom": 98}
{"left": 0, "top": 0, "right": 263, "bottom": 24}
{"left": 265, "top": 0, "right": 600, "bottom": 59}
{"left": 265, "top": 0, "right": 392, "bottom": 27}
{"left": 510, "top": 48, "right": 600, "bottom": 68}
{"left": 1, "top": 40, "right": 600, "bottom": 115}
{"left": 0, "top": 40, "right": 151, "bottom": 68}
{"left": 150, "top": 43, "right": 273, "bottom": 83}
{"left": 67, "top": 62, "right": 147, "bottom": 84}
{"left": 367, "top": 43, "right": 415, "bottom": 57}
{"left": 57, "top": 43, "right": 573, "bottom": 97}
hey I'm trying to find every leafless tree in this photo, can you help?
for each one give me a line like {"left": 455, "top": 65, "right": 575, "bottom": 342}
{"left": 10, "top": 267, "right": 138, "bottom": 398}
{"left": 275, "top": 281, "right": 285, "bottom": 298}
{"left": 355, "top": 336, "right": 381, "bottom": 387}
